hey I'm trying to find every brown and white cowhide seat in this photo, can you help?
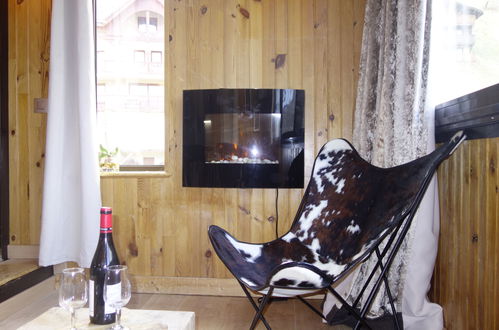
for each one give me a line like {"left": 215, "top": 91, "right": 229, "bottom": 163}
{"left": 208, "top": 131, "right": 465, "bottom": 330}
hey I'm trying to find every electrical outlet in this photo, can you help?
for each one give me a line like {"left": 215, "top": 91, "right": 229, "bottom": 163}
{"left": 34, "top": 98, "right": 48, "bottom": 113}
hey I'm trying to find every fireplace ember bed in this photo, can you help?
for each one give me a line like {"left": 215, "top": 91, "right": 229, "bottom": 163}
{"left": 183, "top": 89, "right": 305, "bottom": 188}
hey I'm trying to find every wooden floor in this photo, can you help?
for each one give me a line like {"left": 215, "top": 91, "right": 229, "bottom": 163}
{"left": 0, "top": 276, "right": 348, "bottom": 329}
{"left": 0, "top": 259, "right": 39, "bottom": 286}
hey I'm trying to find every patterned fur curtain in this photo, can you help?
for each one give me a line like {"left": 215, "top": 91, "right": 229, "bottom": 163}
{"left": 324, "top": 0, "right": 436, "bottom": 326}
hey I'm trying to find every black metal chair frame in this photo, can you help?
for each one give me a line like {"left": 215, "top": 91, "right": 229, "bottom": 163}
{"left": 209, "top": 131, "right": 466, "bottom": 330}
{"left": 240, "top": 216, "right": 408, "bottom": 330}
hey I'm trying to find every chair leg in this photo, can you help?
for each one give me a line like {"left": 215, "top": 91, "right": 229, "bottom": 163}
{"left": 326, "top": 286, "right": 372, "bottom": 330}
{"left": 355, "top": 218, "right": 415, "bottom": 329}
{"left": 238, "top": 281, "right": 272, "bottom": 330}
{"left": 297, "top": 296, "right": 326, "bottom": 321}
{"left": 352, "top": 223, "right": 403, "bottom": 310}
{"left": 375, "top": 248, "right": 401, "bottom": 330}
{"left": 249, "top": 286, "right": 274, "bottom": 330}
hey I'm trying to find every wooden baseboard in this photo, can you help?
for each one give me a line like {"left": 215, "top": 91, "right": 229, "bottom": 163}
{"left": 131, "top": 275, "right": 324, "bottom": 299}
{"left": 7, "top": 245, "right": 39, "bottom": 259}
{"left": 131, "top": 276, "right": 243, "bottom": 296}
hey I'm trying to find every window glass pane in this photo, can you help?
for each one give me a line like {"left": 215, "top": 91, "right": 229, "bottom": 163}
{"left": 137, "top": 16, "right": 147, "bottom": 31}
{"left": 149, "top": 16, "right": 158, "bottom": 31}
{"left": 151, "top": 51, "right": 162, "bottom": 64}
{"left": 129, "top": 83, "right": 147, "bottom": 96}
{"left": 96, "top": 0, "right": 165, "bottom": 169}
{"left": 134, "top": 50, "right": 145, "bottom": 63}
{"left": 433, "top": 0, "right": 499, "bottom": 103}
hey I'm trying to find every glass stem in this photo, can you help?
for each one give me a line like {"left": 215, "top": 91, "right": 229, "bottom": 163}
{"left": 70, "top": 308, "right": 76, "bottom": 329}
{"left": 116, "top": 308, "right": 122, "bottom": 328}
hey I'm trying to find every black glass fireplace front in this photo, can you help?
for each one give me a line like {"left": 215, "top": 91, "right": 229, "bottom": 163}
{"left": 183, "top": 89, "right": 305, "bottom": 188}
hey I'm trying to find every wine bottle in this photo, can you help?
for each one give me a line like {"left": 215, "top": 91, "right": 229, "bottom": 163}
{"left": 89, "top": 207, "right": 120, "bottom": 324}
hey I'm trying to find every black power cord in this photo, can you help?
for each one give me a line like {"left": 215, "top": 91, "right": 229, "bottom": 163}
{"left": 275, "top": 188, "right": 279, "bottom": 239}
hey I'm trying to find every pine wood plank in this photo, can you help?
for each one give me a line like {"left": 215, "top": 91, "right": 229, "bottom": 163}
{"left": 327, "top": 0, "right": 342, "bottom": 140}
{"left": 434, "top": 138, "right": 499, "bottom": 330}
{"left": 313, "top": 0, "right": 329, "bottom": 150}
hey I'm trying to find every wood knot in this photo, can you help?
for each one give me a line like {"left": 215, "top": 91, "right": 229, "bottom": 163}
{"left": 128, "top": 243, "right": 139, "bottom": 257}
{"left": 16, "top": 0, "right": 24, "bottom": 4}
{"left": 11, "top": 235, "right": 16, "bottom": 241}
{"left": 471, "top": 234, "right": 478, "bottom": 243}
{"left": 36, "top": 161, "right": 41, "bottom": 167}
{"left": 200, "top": 5, "right": 208, "bottom": 15}
{"left": 205, "top": 250, "right": 212, "bottom": 258}
{"left": 239, "top": 7, "right": 250, "bottom": 19}
{"left": 329, "top": 114, "right": 335, "bottom": 121}
{"left": 272, "top": 54, "right": 287, "bottom": 69}
{"left": 10, "top": 130, "right": 15, "bottom": 136}
{"left": 169, "top": 35, "right": 173, "bottom": 42}
{"left": 267, "top": 216, "right": 275, "bottom": 222}
{"left": 238, "top": 205, "right": 251, "bottom": 215}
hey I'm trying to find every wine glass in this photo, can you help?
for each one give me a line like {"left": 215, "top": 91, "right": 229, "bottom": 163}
{"left": 59, "top": 267, "right": 88, "bottom": 330}
{"left": 103, "top": 265, "right": 131, "bottom": 330}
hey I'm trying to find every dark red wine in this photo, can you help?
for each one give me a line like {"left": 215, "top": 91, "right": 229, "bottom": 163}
{"left": 89, "top": 207, "right": 120, "bottom": 324}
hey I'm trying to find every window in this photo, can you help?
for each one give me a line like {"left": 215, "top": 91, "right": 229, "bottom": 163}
{"left": 149, "top": 17, "right": 158, "bottom": 31}
{"left": 134, "top": 50, "right": 145, "bottom": 63}
{"left": 151, "top": 51, "right": 162, "bottom": 64}
{"left": 137, "top": 12, "right": 158, "bottom": 32}
{"left": 137, "top": 16, "right": 147, "bottom": 31}
{"left": 432, "top": 1, "right": 499, "bottom": 104}
{"left": 96, "top": 0, "right": 165, "bottom": 170}
{"left": 97, "top": 84, "right": 106, "bottom": 111}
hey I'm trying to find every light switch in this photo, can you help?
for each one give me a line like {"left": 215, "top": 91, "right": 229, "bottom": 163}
{"left": 34, "top": 98, "right": 48, "bottom": 113}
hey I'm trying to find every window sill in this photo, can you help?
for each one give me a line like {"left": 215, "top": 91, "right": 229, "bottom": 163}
{"left": 100, "top": 171, "right": 171, "bottom": 178}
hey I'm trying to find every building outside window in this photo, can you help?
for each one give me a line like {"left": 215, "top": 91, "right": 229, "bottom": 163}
{"left": 433, "top": 0, "right": 499, "bottom": 104}
{"left": 96, "top": 0, "right": 165, "bottom": 169}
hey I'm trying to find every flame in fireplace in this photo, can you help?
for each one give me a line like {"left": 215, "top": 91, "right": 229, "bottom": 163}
{"left": 210, "top": 142, "right": 276, "bottom": 164}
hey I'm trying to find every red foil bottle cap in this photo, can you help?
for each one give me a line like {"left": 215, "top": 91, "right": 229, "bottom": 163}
{"left": 100, "top": 207, "right": 113, "bottom": 230}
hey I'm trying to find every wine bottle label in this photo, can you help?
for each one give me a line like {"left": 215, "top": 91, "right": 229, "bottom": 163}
{"left": 89, "top": 280, "right": 94, "bottom": 317}
{"left": 105, "top": 283, "right": 121, "bottom": 314}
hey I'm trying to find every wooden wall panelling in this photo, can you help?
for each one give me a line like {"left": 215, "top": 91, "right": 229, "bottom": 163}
{"left": 284, "top": 1, "right": 305, "bottom": 237}
{"left": 485, "top": 140, "right": 498, "bottom": 330}
{"left": 27, "top": 0, "right": 49, "bottom": 245}
{"left": 8, "top": 0, "right": 25, "bottom": 245}
{"left": 277, "top": 1, "right": 300, "bottom": 238}
{"left": 432, "top": 138, "right": 499, "bottom": 330}
{"left": 8, "top": 0, "right": 50, "bottom": 246}
{"left": 327, "top": 0, "right": 342, "bottom": 140}
{"left": 314, "top": 0, "right": 329, "bottom": 152}
{"left": 301, "top": 0, "right": 315, "bottom": 181}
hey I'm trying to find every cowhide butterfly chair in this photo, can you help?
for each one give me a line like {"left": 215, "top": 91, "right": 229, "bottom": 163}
{"left": 208, "top": 131, "right": 465, "bottom": 330}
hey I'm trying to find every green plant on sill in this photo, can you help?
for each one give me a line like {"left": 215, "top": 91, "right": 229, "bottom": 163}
{"left": 99, "top": 144, "right": 119, "bottom": 172}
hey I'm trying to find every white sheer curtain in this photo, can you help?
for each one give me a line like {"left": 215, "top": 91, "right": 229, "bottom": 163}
{"left": 39, "top": 0, "right": 101, "bottom": 268}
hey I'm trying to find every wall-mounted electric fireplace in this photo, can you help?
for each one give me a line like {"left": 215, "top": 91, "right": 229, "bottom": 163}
{"left": 183, "top": 89, "right": 305, "bottom": 188}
